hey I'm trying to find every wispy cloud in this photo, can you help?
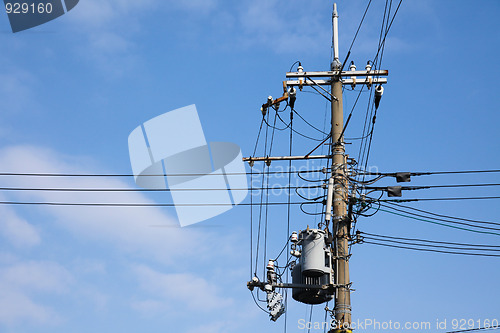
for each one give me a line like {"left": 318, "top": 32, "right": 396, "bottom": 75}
{"left": 0, "top": 68, "right": 37, "bottom": 114}
{"left": 0, "top": 202, "right": 41, "bottom": 248}
{"left": 0, "top": 144, "right": 244, "bottom": 328}
{"left": 0, "top": 145, "right": 215, "bottom": 265}
{"left": 0, "top": 260, "right": 73, "bottom": 326}
{"left": 236, "top": 0, "right": 329, "bottom": 53}
{"left": 131, "top": 264, "right": 233, "bottom": 315}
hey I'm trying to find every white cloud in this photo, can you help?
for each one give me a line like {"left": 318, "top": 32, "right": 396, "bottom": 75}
{"left": 0, "top": 260, "right": 73, "bottom": 326}
{"left": 0, "top": 203, "right": 41, "bottom": 248}
{"left": 0, "top": 289, "right": 60, "bottom": 326}
{"left": 88, "top": 31, "right": 132, "bottom": 54}
{"left": 132, "top": 264, "right": 233, "bottom": 314}
{"left": 0, "top": 68, "right": 37, "bottom": 115}
{"left": 0, "top": 261, "right": 73, "bottom": 293}
{"left": 0, "top": 144, "right": 243, "bottom": 329}
{"left": 236, "top": 0, "right": 329, "bottom": 53}
{"left": 0, "top": 145, "right": 224, "bottom": 266}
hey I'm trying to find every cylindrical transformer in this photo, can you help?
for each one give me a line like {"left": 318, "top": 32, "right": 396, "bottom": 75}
{"left": 301, "top": 229, "right": 328, "bottom": 277}
{"left": 291, "top": 228, "right": 334, "bottom": 305}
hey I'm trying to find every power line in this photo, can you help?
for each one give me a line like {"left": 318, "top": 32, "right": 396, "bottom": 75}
{"left": 253, "top": 117, "right": 265, "bottom": 156}
{"left": 383, "top": 201, "right": 500, "bottom": 226}
{"left": 375, "top": 205, "right": 500, "bottom": 237}
{"left": 1, "top": 168, "right": 497, "bottom": 178}
{"left": 380, "top": 196, "right": 500, "bottom": 203}
{"left": 363, "top": 240, "right": 500, "bottom": 258}
{"left": 361, "top": 234, "right": 500, "bottom": 252}
{"left": 276, "top": 111, "right": 326, "bottom": 142}
{"left": 292, "top": 109, "right": 329, "bottom": 135}
{"left": 378, "top": 201, "right": 500, "bottom": 231}
{"left": 361, "top": 232, "right": 500, "bottom": 248}
{"left": 365, "top": 183, "right": 500, "bottom": 191}
{"left": 0, "top": 200, "right": 321, "bottom": 207}
{"left": 357, "top": 169, "right": 500, "bottom": 176}
{"left": 0, "top": 185, "right": 322, "bottom": 192}
{"left": 0, "top": 169, "right": 325, "bottom": 178}
{"left": 342, "top": 0, "right": 372, "bottom": 65}
{"left": 447, "top": 327, "right": 500, "bottom": 333}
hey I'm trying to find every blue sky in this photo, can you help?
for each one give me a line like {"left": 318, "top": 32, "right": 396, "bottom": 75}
{"left": 0, "top": 1, "right": 499, "bottom": 332}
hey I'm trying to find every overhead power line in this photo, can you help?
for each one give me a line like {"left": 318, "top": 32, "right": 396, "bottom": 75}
{"left": 357, "top": 169, "right": 500, "bottom": 176}
{"left": 0, "top": 201, "right": 321, "bottom": 207}
{"left": 361, "top": 232, "right": 500, "bottom": 248}
{"left": 380, "top": 196, "right": 500, "bottom": 203}
{"left": 0, "top": 169, "right": 325, "bottom": 178}
{"left": 342, "top": 0, "right": 372, "bottom": 65}
{"left": 447, "top": 326, "right": 500, "bottom": 333}
{"left": 0, "top": 185, "right": 322, "bottom": 192}
{"left": 365, "top": 183, "right": 500, "bottom": 191}
{"left": 1, "top": 168, "right": 497, "bottom": 178}
{"left": 363, "top": 236, "right": 500, "bottom": 253}
{"left": 378, "top": 203, "right": 500, "bottom": 230}
{"left": 374, "top": 204, "right": 500, "bottom": 237}
{"left": 361, "top": 233, "right": 500, "bottom": 253}
{"left": 363, "top": 241, "right": 500, "bottom": 258}
{"left": 383, "top": 201, "right": 500, "bottom": 226}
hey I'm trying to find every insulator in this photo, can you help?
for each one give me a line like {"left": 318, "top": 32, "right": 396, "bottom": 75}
{"left": 290, "top": 250, "right": 301, "bottom": 257}
{"left": 365, "top": 61, "right": 372, "bottom": 71}
{"left": 288, "top": 87, "right": 297, "bottom": 109}
{"left": 349, "top": 61, "right": 356, "bottom": 71}
{"left": 374, "top": 85, "right": 384, "bottom": 109}
{"left": 291, "top": 231, "right": 298, "bottom": 243}
{"left": 266, "top": 259, "right": 275, "bottom": 270}
{"left": 365, "top": 61, "right": 373, "bottom": 89}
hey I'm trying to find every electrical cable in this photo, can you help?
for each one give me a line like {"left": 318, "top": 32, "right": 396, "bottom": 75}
{"left": 362, "top": 235, "right": 500, "bottom": 252}
{"left": 293, "top": 108, "right": 329, "bottom": 135}
{"left": 255, "top": 116, "right": 270, "bottom": 277}
{"left": 361, "top": 232, "right": 500, "bottom": 248}
{"left": 377, "top": 202, "right": 500, "bottom": 231}
{"left": 355, "top": 169, "right": 500, "bottom": 176}
{"left": 284, "top": 110, "right": 294, "bottom": 333}
{"left": 251, "top": 291, "right": 271, "bottom": 314}
{"left": 342, "top": 0, "right": 372, "bottom": 66}
{"left": 374, "top": 205, "right": 500, "bottom": 237}
{"left": 380, "top": 196, "right": 500, "bottom": 202}
{"left": 364, "top": 183, "right": 500, "bottom": 191}
{"left": 300, "top": 202, "right": 325, "bottom": 216}
{"left": 0, "top": 169, "right": 326, "bottom": 177}
{"left": 289, "top": 60, "right": 301, "bottom": 72}
{"left": 253, "top": 118, "right": 265, "bottom": 156}
{"left": 447, "top": 326, "right": 500, "bottom": 333}
{"left": 307, "top": 305, "right": 314, "bottom": 333}
{"left": 0, "top": 184, "right": 341, "bottom": 192}
{"left": 0, "top": 200, "right": 319, "bottom": 207}
{"left": 250, "top": 161, "right": 254, "bottom": 279}
{"left": 276, "top": 112, "right": 326, "bottom": 142}
{"left": 383, "top": 201, "right": 500, "bottom": 226}
{"left": 363, "top": 240, "right": 500, "bottom": 258}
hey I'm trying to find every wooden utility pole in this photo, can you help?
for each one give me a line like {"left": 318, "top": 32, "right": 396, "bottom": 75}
{"left": 330, "top": 4, "right": 352, "bottom": 332}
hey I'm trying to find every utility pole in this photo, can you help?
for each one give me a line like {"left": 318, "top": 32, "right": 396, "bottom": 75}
{"left": 245, "top": 2, "right": 388, "bottom": 329}
{"left": 330, "top": 4, "right": 351, "bottom": 331}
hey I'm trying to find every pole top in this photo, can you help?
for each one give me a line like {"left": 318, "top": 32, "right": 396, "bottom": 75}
{"left": 333, "top": 3, "right": 338, "bottom": 18}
